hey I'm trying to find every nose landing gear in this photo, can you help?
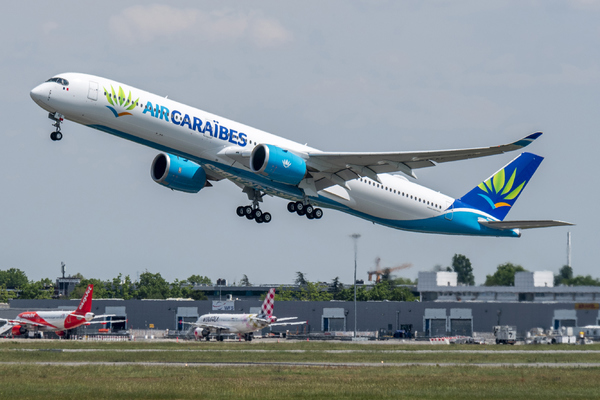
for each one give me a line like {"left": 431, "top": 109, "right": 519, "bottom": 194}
{"left": 48, "top": 112, "right": 64, "bottom": 141}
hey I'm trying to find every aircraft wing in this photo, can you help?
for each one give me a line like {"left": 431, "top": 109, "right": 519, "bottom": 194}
{"left": 305, "top": 132, "right": 542, "bottom": 188}
{"left": 4, "top": 319, "right": 48, "bottom": 328}
{"left": 479, "top": 220, "right": 574, "bottom": 230}
{"left": 0, "top": 320, "right": 14, "bottom": 335}
{"left": 182, "top": 321, "right": 231, "bottom": 331}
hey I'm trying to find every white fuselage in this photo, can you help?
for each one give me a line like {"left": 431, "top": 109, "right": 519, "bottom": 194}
{"left": 196, "top": 313, "right": 270, "bottom": 334}
{"left": 14, "top": 310, "right": 93, "bottom": 332}
{"left": 29, "top": 73, "right": 517, "bottom": 237}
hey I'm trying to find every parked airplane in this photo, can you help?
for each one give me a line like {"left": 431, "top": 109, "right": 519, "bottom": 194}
{"left": 0, "top": 284, "right": 120, "bottom": 338}
{"left": 30, "top": 73, "right": 572, "bottom": 237}
{"left": 188, "top": 288, "right": 305, "bottom": 341}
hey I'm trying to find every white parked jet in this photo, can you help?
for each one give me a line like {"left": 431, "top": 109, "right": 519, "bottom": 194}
{"left": 188, "top": 288, "right": 305, "bottom": 341}
{"left": 0, "top": 284, "right": 120, "bottom": 338}
{"left": 30, "top": 73, "right": 572, "bottom": 236}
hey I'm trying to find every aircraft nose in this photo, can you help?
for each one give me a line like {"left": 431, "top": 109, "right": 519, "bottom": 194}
{"left": 30, "top": 84, "right": 46, "bottom": 104}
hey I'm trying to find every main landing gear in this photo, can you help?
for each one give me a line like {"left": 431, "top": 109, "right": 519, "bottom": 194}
{"left": 287, "top": 201, "right": 323, "bottom": 220}
{"left": 236, "top": 188, "right": 272, "bottom": 224}
{"left": 236, "top": 205, "right": 272, "bottom": 224}
{"left": 49, "top": 112, "right": 63, "bottom": 141}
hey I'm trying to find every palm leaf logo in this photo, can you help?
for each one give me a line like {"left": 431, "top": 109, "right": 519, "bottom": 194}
{"left": 104, "top": 85, "right": 138, "bottom": 117}
{"left": 477, "top": 167, "right": 525, "bottom": 209}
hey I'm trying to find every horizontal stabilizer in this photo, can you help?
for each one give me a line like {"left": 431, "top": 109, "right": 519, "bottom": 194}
{"left": 270, "top": 320, "right": 307, "bottom": 327}
{"left": 479, "top": 219, "right": 574, "bottom": 230}
{"left": 275, "top": 317, "right": 298, "bottom": 322}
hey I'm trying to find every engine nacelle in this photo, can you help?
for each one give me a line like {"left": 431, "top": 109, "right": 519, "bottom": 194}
{"left": 151, "top": 153, "right": 207, "bottom": 193}
{"left": 250, "top": 144, "right": 307, "bottom": 185}
{"left": 11, "top": 325, "right": 26, "bottom": 336}
{"left": 194, "top": 328, "right": 210, "bottom": 340}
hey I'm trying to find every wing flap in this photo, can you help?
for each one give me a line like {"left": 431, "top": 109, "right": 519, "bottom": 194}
{"left": 479, "top": 219, "right": 574, "bottom": 230}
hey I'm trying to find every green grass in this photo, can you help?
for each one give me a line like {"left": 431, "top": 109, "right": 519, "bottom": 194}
{"left": 1, "top": 341, "right": 599, "bottom": 399}
{"left": 0, "top": 365, "right": 598, "bottom": 400}
{"left": 1, "top": 340, "right": 599, "bottom": 364}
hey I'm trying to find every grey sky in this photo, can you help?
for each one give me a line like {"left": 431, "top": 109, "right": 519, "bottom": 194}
{"left": 1, "top": 1, "right": 595, "bottom": 286}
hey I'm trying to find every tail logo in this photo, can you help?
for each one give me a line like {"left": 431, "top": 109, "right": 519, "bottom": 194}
{"left": 261, "top": 288, "right": 275, "bottom": 318}
{"left": 104, "top": 85, "right": 139, "bottom": 118}
{"left": 476, "top": 166, "right": 525, "bottom": 210}
{"left": 77, "top": 285, "right": 93, "bottom": 313}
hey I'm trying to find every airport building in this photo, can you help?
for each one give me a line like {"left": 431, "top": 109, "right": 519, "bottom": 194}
{"left": 2, "top": 271, "right": 600, "bottom": 339}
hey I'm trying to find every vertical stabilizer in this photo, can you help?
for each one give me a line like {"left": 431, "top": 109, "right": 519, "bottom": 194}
{"left": 458, "top": 152, "right": 543, "bottom": 221}
{"left": 259, "top": 288, "right": 275, "bottom": 320}
{"left": 75, "top": 284, "right": 94, "bottom": 315}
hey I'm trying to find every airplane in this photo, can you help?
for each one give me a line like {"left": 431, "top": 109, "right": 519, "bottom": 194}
{"left": 187, "top": 288, "right": 306, "bottom": 341}
{"left": 29, "top": 73, "right": 572, "bottom": 237}
{"left": 0, "top": 284, "right": 121, "bottom": 339}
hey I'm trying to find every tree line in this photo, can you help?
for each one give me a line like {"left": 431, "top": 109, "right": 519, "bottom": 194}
{"left": 2, "top": 256, "right": 598, "bottom": 303}
{"left": 0, "top": 269, "right": 213, "bottom": 302}
{"left": 273, "top": 272, "right": 417, "bottom": 302}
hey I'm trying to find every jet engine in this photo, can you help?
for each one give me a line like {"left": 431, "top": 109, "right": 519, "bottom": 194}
{"left": 151, "top": 153, "right": 207, "bottom": 193}
{"left": 11, "top": 325, "right": 26, "bottom": 336}
{"left": 250, "top": 144, "right": 307, "bottom": 185}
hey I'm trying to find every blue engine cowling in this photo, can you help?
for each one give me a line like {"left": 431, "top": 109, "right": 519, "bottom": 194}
{"left": 151, "top": 153, "right": 206, "bottom": 193}
{"left": 250, "top": 144, "right": 306, "bottom": 185}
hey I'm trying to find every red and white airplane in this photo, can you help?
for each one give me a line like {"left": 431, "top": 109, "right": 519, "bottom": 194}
{"left": 0, "top": 284, "right": 120, "bottom": 338}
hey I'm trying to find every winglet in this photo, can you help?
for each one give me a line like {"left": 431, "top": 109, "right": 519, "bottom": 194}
{"left": 511, "top": 132, "right": 542, "bottom": 148}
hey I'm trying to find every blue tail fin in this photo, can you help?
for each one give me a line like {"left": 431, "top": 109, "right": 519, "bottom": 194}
{"left": 458, "top": 152, "right": 543, "bottom": 221}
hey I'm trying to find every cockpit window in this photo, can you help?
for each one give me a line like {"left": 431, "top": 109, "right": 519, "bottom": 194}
{"left": 45, "top": 77, "right": 69, "bottom": 86}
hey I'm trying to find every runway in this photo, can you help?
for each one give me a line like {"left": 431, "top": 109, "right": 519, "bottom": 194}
{"left": 9, "top": 348, "right": 600, "bottom": 354}
{"left": 1, "top": 360, "right": 600, "bottom": 368}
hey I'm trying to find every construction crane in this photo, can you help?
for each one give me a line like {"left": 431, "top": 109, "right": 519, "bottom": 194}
{"left": 367, "top": 257, "right": 412, "bottom": 283}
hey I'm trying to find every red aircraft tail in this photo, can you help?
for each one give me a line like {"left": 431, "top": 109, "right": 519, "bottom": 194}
{"left": 75, "top": 284, "right": 93, "bottom": 315}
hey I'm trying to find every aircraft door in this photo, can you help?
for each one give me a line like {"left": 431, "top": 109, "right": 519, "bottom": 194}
{"left": 88, "top": 81, "right": 99, "bottom": 101}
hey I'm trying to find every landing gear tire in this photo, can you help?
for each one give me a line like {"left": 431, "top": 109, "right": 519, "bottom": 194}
{"left": 306, "top": 212, "right": 314, "bottom": 219}
{"left": 255, "top": 215, "right": 264, "bottom": 223}
{"left": 236, "top": 206, "right": 245, "bottom": 217}
{"left": 252, "top": 209, "right": 263, "bottom": 219}
{"left": 297, "top": 208, "right": 306, "bottom": 216}
{"left": 262, "top": 212, "right": 272, "bottom": 223}
{"left": 50, "top": 131, "right": 62, "bottom": 141}
{"left": 314, "top": 208, "right": 323, "bottom": 219}
{"left": 295, "top": 201, "right": 304, "bottom": 212}
{"left": 244, "top": 206, "right": 253, "bottom": 216}
{"left": 287, "top": 202, "right": 296, "bottom": 212}
{"left": 305, "top": 205, "right": 314, "bottom": 215}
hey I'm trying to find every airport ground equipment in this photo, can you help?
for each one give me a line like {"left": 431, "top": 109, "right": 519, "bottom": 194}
{"left": 493, "top": 325, "right": 516, "bottom": 344}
